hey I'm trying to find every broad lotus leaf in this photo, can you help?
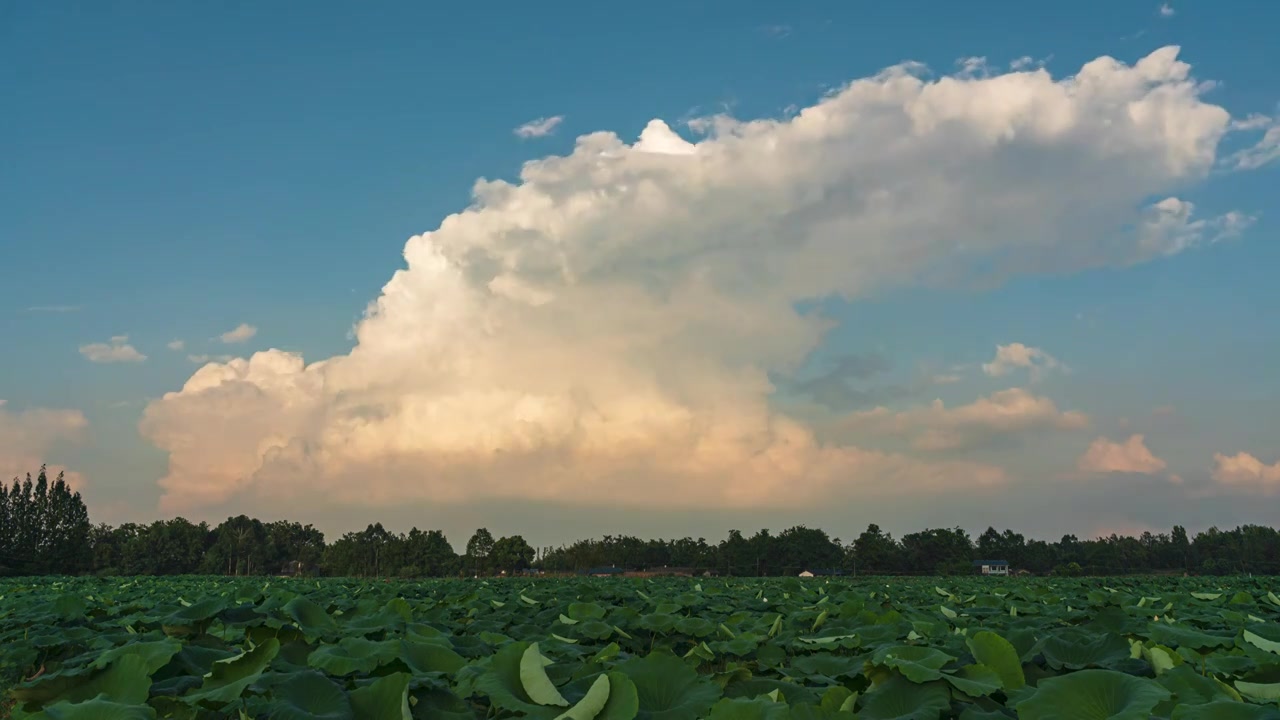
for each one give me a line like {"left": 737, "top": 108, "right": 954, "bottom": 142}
{"left": 162, "top": 597, "right": 227, "bottom": 627}
{"left": 723, "top": 679, "right": 820, "bottom": 707}
{"left": 399, "top": 639, "right": 466, "bottom": 675}
{"left": 790, "top": 653, "right": 863, "bottom": 678}
{"left": 705, "top": 697, "right": 790, "bottom": 720}
{"left": 818, "top": 687, "right": 855, "bottom": 711}
{"left": 942, "top": 663, "right": 1002, "bottom": 697}
{"left": 1156, "top": 664, "right": 1239, "bottom": 711}
{"left": 1171, "top": 702, "right": 1280, "bottom": 719}
{"left": 182, "top": 638, "right": 280, "bottom": 706}
{"left": 871, "top": 644, "right": 957, "bottom": 683}
{"left": 410, "top": 688, "right": 477, "bottom": 720}
{"left": 262, "top": 670, "right": 354, "bottom": 720}
{"left": 1016, "top": 669, "right": 1171, "bottom": 720}
{"left": 282, "top": 594, "right": 337, "bottom": 632}
{"left": 1147, "top": 623, "right": 1234, "bottom": 651}
{"left": 28, "top": 696, "right": 158, "bottom": 720}
{"left": 1040, "top": 630, "right": 1131, "bottom": 670}
{"left": 616, "top": 650, "right": 722, "bottom": 720}
{"left": 308, "top": 637, "right": 400, "bottom": 676}
{"left": 567, "top": 602, "right": 608, "bottom": 621}
{"left": 1236, "top": 680, "right": 1280, "bottom": 702}
{"left": 1243, "top": 626, "right": 1280, "bottom": 655}
{"left": 554, "top": 673, "right": 611, "bottom": 720}
{"left": 966, "top": 630, "right": 1025, "bottom": 690}
{"left": 788, "top": 704, "right": 856, "bottom": 720}
{"left": 348, "top": 671, "right": 411, "bottom": 720}
{"left": 593, "top": 671, "right": 641, "bottom": 720}
{"left": 473, "top": 642, "right": 561, "bottom": 719}
{"left": 856, "top": 675, "right": 951, "bottom": 720}
{"left": 957, "top": 709, "right": 1016, "bottom": 720}
{"left": 675, "top": 617, "right": 717, "bottom": 637}
{"left": 89, "top": 640, "right": 182, "bottom": 676}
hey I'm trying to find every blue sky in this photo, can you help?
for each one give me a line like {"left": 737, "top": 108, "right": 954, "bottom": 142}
{"left": 2, "top": 1, "right": 1277, "bottom": 546}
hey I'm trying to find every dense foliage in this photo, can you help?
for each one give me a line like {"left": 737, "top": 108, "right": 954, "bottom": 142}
{"left": 5, "top": 464, "right": 1280, "bottom": 579}
{"left": 6, "top": 575, "right": 1280, "bottom": 718}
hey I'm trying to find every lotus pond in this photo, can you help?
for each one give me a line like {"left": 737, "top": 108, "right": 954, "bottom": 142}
{"left": 4, "top": 575, "right": 1280, "bottom": 719}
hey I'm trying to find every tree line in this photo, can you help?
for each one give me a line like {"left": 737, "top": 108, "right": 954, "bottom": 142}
{"left": 2, "top": 466, "right": 1276, "bottom": 578}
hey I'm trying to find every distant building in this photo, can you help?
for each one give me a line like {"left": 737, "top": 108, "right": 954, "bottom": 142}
{"left": 582, "top": 566, "right": 627, "bottom": 577}
{"left": 974, "top": 560, "right": 1010, "bottom": 576}
{"left": 798, "top": 568, "right": 846, "bottom": 577}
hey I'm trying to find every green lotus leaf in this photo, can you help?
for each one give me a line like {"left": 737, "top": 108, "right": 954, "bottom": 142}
{"left": 790, "top": 652, "right": 863, "bottom": 678}
{"left": 597, "top": 672, "right": 641, "bottom": 720}
{"left": 871, "top": 644, "right": 957, "bottom": 683}
{"left": 1147, "top": 623, "right": 1234, "bottom": 651}
{"left": 1172, "top": 702, "right": 1280, "bottom": 720}
{"left": 555, "top": 673, "right": 612, "bottom": 720}
{"left": 410, "top": 688, "right": 477, "bottom": 720}
{"left": 1243, "top": 626, "right": 1280, "bottom": 655}
{"left": 966, "top": 630, "right": 1025, "bottom": 690}
{"left": 283, "top": 595, "right": 338, "bottom": 637}
{"left": 1040, "top": 630, "right": 1131, "bottom": 670}
{"left": 28, "top": 696, "right": 157, "bottom": 720}
{"left": 820, "top": 686, "right": 856, "bottom": 713}
{"left": 856, "top": 675, "right": 951, "bottom": 720}
{"left": 706, "top": 697, "right": 790, "bottom": 720}
{"left": 399, "top": 639, "right": 466, "bottom": 675}
{"left": 1017, "top": 669, "right": 1171, "bottom": 720}
{"left": 308, "top": 637, "right": 400, "bottom": 676}
{"left": 182, "top": 637, "right": 280, "bottom": 706}
{"left": 1156, "top": 664, "right": 1239, "bottom": 711}
{"left": 617, "top": 650, "right": 722, "bottom": 720}
{"left": 943, "top": 663, "right": 1002, "bottom": 697}
{"left": 90, "top": 639, "right": 182, "bottom": 676}
{"left": 348, "top": 671, "right": 412, "bottom": 720}
{"left": 263, "top": 670, "right": 354, "bottom": 720}
{"left": 788, "top": 705, "right": 856, "bottom": 720}
{"left": 521, "top": 642, "right": 570, "bottom": 707}
{"left": 1236, "top": 680, "right": 1280, "bottom": 702}
{"left": 474, "top": 643, "right": 561, "bottom": 718}
{"left": 12, "top": 654, "right": 153, "bottom": 709}
{"left": 568, "top": 602, "right": 608, "bottom": 621}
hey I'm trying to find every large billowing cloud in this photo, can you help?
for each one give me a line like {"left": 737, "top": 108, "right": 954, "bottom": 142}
{"left": 0, "top": 399, "right": 88, "bottom": 490}
{"left": 143, "top": 47, "right": 1248, "bottom": 516}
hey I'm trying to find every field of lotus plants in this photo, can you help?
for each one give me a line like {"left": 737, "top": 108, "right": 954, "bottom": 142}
{"left": 3, "top": 574, "right": 1280, "bottom": 719}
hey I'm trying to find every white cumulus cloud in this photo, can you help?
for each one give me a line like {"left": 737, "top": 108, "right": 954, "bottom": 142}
{"left": 1077, "top": 434, "right": 1168, "bottom": 474}
{"left": 79, "top": 335, "right": 147, "bottom": 363}
{"left": 219, "top": 323, "right": 258, "bottom": 344}
{"left": 142, "top": 47, "right": 1250, "bottom": 517}
{"left": 514, "top": 116, "right": 565, "bottom": 139}
{"left": 1212, "top": 451, "right": 1280, "bottom": 493}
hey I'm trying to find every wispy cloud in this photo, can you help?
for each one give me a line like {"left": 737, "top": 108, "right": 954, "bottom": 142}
{"left": 982, "top": 343, "right": 1064, "bottom": 381}
{"left": 513, "top": 116, "right": 564, "bottom": 139}
{"left": 79, "top": 335, "right": 147, "bottom": 363}
{"left": 762, "top": 24, "right": 792, "bottom": 39}
{"left": 23, "top": 305, "right": 81, "bottom": 313}
{"left": 218, "top": 323, "right": 258, "bottom": 344}
{"left": 167, "top": 339, "right": 185, "bottom": 351}
{"left": 188, "top": 354, "right": 234, "bottom": 364}
{"left": 1158, "top": 3, "right": 1175, "bottom": 17}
